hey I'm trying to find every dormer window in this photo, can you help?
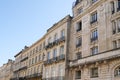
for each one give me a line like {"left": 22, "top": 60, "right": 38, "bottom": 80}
{"left": 75, "top": 0, "right": 82, "bottom": 6}
{"left": 78, "top": 8, "right": 83, "bottom": 14}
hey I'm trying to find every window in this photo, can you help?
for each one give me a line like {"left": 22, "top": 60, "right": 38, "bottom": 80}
{"left": 91, "top": 67, "right": 98, "bottom": 78}
{"left": 117, "top": 19, "right": 120, "bottom": 32}
{"left": 117, "top": 0, "right": 120, "bottom": 11}
{"left": 58, "top": 65, "right": 64, "bottom": 80}
{"left": 33, "top": 48, "right": 35, "bottom": 54}
{"left": 91, "top": 46, "right": 98, "bottom": 55}
{"left": 53, "top": 48, "right": 57, "bottom": 58}
{"left": 29, "top": 59, "right": 31, "bottom": 66}
{"left": 76, "top": 37, "right": 82, "bottom": 48}
{"left": 113, "top": 41, "right": 117, "bottom": 49}
{"left": 54, "top": 33, "right": 58, "bottom": 41}
{"left": 30, "top": 50, "right": 32, "bottom": 56}
{"left": 47, "top": 52, "right": 50, "bottom": 60}
{"left": 42, "top": 53, "right": 45, "bottom": 60}
{"left": 76, "top": 52, "right": 82, "bottom": 59}
{"left": 48, "top": 37, "right": 52, "bottom": 44}
{"left": 78, "top": 8, "right": 83, "bottom": 14}
{"left": 76, "top": 21, "right": 82, "bottom": 32}
{"left": 115, "top": 66, "right": 120, "bottom": 77}
{"left": 111, "top": 1, "right": 115, "bottom": 14}
{"left": 112, "top": 21, "right": 117, "bottom": 34}
{"left": 51, "top": 67, "right": 56, "bottom": 78}
{"left": 60, "top": 46, "right": 64, "bottom": 55}
{"left": 34, "top": 67, "right": 36, "bottom": 73}
{"left": 61, "top": 30, "right": 65, "bottom": 37}
{"left": 36, "top": 46, "right": 38, "bottom": 53}
{"left": 91, "top": 29, "right": 98, "bottom": 42}
{"left": 118, "top": 39, "right": 120, "bottom": 48}
{"left": 35, "top": 56, "right": 37, "bottom": 63}
{"left": 91, "top": 12, "right": 97, "bottom": 24}
{"left": 75, "top": 70, "right": 81, "bottom": 79}
{"left": 43, "top": 42, "right": 45, "bottom": 49}
{"left": 92, "top": 0, "right": 97, "bottom": 4}
{"left": 31, "top": 68, "right": 33, "bottom": 75}
{"left": 39, "top": 54, "right": 41, "bottom": 61}
{"left": 39, "top": 44, "right": 42, "bottom": 52}
{"left": 46, "top": 68, "right": 49, "bottom": 79}
{"left": 32, "top": 58, "right": 34, "bottom": 64}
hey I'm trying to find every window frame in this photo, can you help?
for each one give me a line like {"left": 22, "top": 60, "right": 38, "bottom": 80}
{"left": 91, "top": 46, "right": 98, "bottom": 55}
{"left": 90, "top": 67, "right": 98, "bottom": 78}
{"left": 114, "top": 66, "right": 120, "bottom": 77}
{"left": 90, "top": 12, "right": 97, "bottom": 24}
{"left": 75, "top": 70, "right": 81, "bottom": 79}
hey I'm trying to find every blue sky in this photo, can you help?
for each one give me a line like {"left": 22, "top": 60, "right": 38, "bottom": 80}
{"left": 0, "top": 0, "right": 74, "bottom": 66}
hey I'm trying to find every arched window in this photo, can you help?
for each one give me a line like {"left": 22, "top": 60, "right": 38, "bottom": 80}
{"left": 115, "top": 66, "right": 120, "bottom": 77}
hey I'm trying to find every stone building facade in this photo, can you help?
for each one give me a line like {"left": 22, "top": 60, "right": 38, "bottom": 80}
{"left": 68, "top": 0, "right": 120, "bottom": 80}
{"left": 11, "top": 46, "right": 29, "bottom": 80}
{"left": 26, "top": 36, "right": 45, "bottom": 80}
{"left": 43, "top": 15, "right": 71, "bottom": 80}
{"left": 0, "top": 59, "right": 14, "bottom": 80}
{"left": 0, "top": 0, "right": 120, "bottom": 80}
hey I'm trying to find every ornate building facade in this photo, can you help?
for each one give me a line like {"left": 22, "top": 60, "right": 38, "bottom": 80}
{"left": 68, "top": 0, "right": 120, "bottom": 80}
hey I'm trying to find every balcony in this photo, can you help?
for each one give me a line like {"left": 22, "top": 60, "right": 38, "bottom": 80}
{"left": 90, "top": 20, "right": 97, "bottom": 24}
{"left": 20, "top": 57, "right": 28, "bottom": 62}
{"left": 45, "top": 37, "right": 65, "bottom": 50}
{"left": 76, "top": 43, "right": 81, "bottom": 48}
{"left": 43, "top": 76, "right": 65, "bottom": 80}
{"left": 26, "top": 73, "right": 42, "bottom": 78}
{"left": 59, "top": 54, "right": 65, "bottom": 60}
{"left": 44, "top": 59, "right": 52, "bottom": 65}
{"left": 70, "top": 48, "right": 120, "bottom": 67}
{"left": 91, "top": 36, "right": 98, "bottom": 42}
{"left": 10, "top": 77, "right": 27, "bottom": 80}
{"left": 19, "top": 66, "right": 27, "bottom": 71}
{"left": 53, "top": 40, "right": 59, "bottom": 45}
{"left": 44, "top": 54, "right": 65, "bottom": 65}
{"left": 59, "top": 36, "right": 65, "bottom": 43}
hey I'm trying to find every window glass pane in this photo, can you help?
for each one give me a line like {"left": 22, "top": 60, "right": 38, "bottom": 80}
{"left": 53, "top": 48, "right": 57, "bottom": 58}
{"left": 61, "top": 30, "right": 65, "bottom": 37}
{"left": 75, "top": 71, "right": 81, "bottom": 79}
{"left": 91, "top": 68, "right": 98, "bottom": 78}
{"left": 115, "top": 66, "right": 120, "bottom": 76}
{"left": 60, "top": 46, "right": 64, "bottom": 55}
{"left": 47, "top": 52, "right": 50, "bottom": 60}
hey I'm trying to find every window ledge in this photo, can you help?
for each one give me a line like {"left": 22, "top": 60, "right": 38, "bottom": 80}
{"left": 111, "top": 11, "right": 120, "bottom": 21}
{"left": 90, "top": 21, "right": 98, "bottom": 28}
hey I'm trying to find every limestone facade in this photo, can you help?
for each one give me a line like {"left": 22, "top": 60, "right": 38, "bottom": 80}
{"left": 68, "top": 0, "right": 120, "bottom": 80}
{"left": 0, "top": 59, "right": 14, "bottom": 80}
